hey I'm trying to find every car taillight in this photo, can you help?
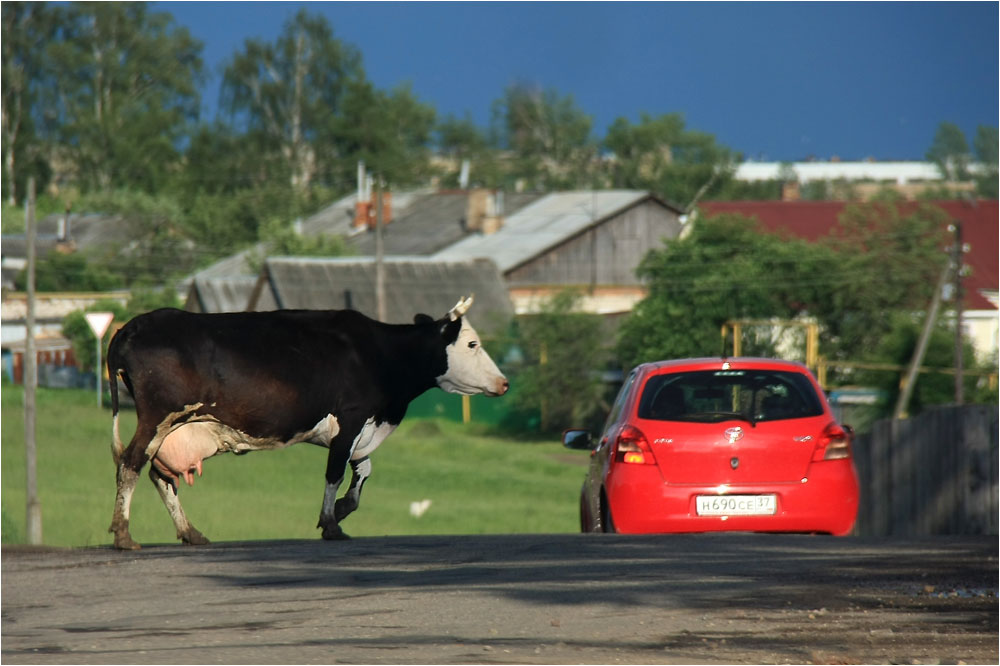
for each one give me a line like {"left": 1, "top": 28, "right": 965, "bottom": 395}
{"left": 812, "top": 422, "right": 852, "bottom": 461}
{"left": 615, "top": 425, "right": 656, "bottom": 465}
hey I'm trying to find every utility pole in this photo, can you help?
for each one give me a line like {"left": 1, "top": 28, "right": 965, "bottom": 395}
{"left": 894, "top": 262, "right": 951, "bottom": 420}
{"left": 374, "top": 176, "right": 386, "bottom": 322}
{"left": 951, "top": 221, "right": 964, "bottom": 405}
{"left": 24, "top": 177, "right": 42, "bottom": 545}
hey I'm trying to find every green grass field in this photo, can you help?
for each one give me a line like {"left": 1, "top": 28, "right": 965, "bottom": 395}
{"left": 2, "top": 385, "right": 588, "bottom": 547}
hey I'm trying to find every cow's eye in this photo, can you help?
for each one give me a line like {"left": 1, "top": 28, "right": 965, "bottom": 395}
{"left": 468, "top": 340, "right": 478, "bottom": 349}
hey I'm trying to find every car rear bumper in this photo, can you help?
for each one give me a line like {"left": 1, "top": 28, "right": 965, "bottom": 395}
{"left": 606, "top": 461, "right": 859, "bottom": 536}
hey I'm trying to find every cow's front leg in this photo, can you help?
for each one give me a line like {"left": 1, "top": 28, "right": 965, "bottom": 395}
{"left": 334, "top": 456, "right": 372, "bottom": 522}
{"left": 318, "top": 437, "right": 354, "bottom": 540}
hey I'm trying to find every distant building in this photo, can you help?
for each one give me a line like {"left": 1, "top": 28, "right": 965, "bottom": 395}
{"left": 187, "top": 188, "right": 684, "bottom": 317}
{"left": 733, "top": 160, "right": 983, "bottom": 201}
{"left": 699, "top": 200, "right": 998, "bottom": 363}
{"left": 247, "top": 256, "right": 514, "bottom": 336}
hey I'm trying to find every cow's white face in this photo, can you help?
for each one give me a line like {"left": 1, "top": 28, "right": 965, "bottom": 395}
{"left": 436, "top": 318, "right": 509, "bottom": 397}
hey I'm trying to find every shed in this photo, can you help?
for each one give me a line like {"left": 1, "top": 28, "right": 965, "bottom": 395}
{"left": 247, "top": 257, "right": 514, "bottom": 336}
{"left": 184, "top": 277, "right": 258, "bottom": 313}
{"left": 434, "top": 190, "right": 684, "bottom": 314}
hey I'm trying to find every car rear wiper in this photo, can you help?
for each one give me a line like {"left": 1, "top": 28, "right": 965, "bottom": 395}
{"left": 693, "top": 411, "right": 756, "bottom": 427}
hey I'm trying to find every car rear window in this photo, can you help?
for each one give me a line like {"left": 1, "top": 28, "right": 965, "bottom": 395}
{"left": 637, "top": 369, "right": 825, "bottom": 424}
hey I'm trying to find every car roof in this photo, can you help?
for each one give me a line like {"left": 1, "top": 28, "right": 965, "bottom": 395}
{"left": 637, "top": 357, "right": 813, "bottom": 374}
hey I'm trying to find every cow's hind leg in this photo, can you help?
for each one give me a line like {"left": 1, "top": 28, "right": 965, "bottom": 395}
{"left": 149, "top": 467, "right": 210, "bottom": 546}
{"left": 110, "top": 421, "right": 159, "bottom": 550}
{"left": 110, "top": 462, "right": 142, "bottom": 550}
{"left": 334, "top": 457, "right": 372, "bottom": 523}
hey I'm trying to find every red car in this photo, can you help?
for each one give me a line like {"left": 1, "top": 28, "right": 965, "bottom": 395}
{"left": 563, "top": 358, "right": 859, "bottom": 535}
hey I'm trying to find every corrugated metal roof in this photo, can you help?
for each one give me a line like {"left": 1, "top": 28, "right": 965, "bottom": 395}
{"left": 181, "top": 189, "right": 545, "bottom": 283}
{"left": 184, "top": 277, "right": 257, "bottom": 313}
{"left": 432, "top": 190, "right": 664, "bottom": 272}
{"left": 251, "top": 256, "right": 514, "bottom": 334}
{"left": 184, "top": 247, "right": 257, "bottom": 283}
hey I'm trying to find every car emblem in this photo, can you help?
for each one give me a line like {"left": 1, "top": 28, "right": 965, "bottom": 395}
{"left": 730, "top": 457, "right": 740, "bottom": 470}
{"left": 724, "top": 426, "right": 744, "bottom": 443}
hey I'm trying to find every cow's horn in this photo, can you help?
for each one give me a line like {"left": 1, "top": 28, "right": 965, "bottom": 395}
{"left": 448, "top": 295, "right": 474, "bottom": 321}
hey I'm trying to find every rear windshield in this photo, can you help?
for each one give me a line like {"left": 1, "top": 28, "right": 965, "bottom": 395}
{"left": 637, "top": 369, "right": 825, "bottom": 424}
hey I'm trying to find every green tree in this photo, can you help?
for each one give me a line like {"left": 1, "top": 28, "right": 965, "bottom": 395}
{"left": 16, "top": 251, "right": 121, "bottom": 292}
{"left": 1, "top": 2, "right": 56, "bottom": 204}
{"left": 617, "top": 213, "right": 832, "bottom": 369}
{"left": 220, "top": 9, "right": 362, "bottom": 193}
{"left": 820, "top": 202, "right": 949, "bottom": 361}
{"left": 926, "top": 121, "right": 971, "bottom": 181}
{"left": 973, "top": 125, "right": 999, "bottom": 198}
{"left": 40, "top": 2, "right": 202, "bottom": 192}
{"left": 74, "top": 189, "right": 199, "bottom": 287}
{"left": 603, "top": 112, "right": 733, "bottom": 209}
{"left": 175, "top": 122, "right": 263, "bottom": 196}
{"left": 618, "top": 203, "right": 952, "bottom": 380}
{"left": 509, "top": 289, "right": 610, "bottom": 433}
{"left": 435, "top": 113, "right": 503, "bottom": 188}
{"left": 333, "top": 80, "right": 436, "bottom": 188}
{"left": 491, "top": 84, "right": 596, "bottom": 189}
{"left": 246, "top": 217, "right": 355, "bottom": 273}
{"left": 858, "top": 313, "right": 996, "bottom": 416}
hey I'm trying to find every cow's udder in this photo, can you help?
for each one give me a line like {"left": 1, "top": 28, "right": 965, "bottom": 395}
{"left": 154, "top": 422, "right": 221, "bottom": 486}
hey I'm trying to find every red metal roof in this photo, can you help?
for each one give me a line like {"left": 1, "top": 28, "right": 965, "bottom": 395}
{"left": 699, "top": 200, "right": 998, "bottom": 311}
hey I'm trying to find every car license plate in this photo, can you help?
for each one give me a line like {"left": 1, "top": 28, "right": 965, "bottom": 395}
{"left": 696, "top": 494, "right": 776, "bottom": 516}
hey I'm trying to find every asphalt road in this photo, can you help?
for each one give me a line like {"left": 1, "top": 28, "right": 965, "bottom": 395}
{"left": 2, "top": 534, "right": 997, "bottom": 665}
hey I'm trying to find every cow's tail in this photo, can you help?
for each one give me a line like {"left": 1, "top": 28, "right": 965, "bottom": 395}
{"left": 108, "top": 328, "right": 126, "bottom": 465}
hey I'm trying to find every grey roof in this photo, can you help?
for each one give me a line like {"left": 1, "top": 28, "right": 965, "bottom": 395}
{"left": 184, "top": 277, "right": 257, "bottom": 313}
{"left": 298, "top": 188, "right": 436, "bottom": 237}
{"left": 346, "top": 191, "right": 545, "bottom": 257}
{"left": 182, "top": 188, "right": 545, "bottom": 283}
{"left": 433, "top": 190, "right": 678, "bottom": 272}
{"left": 185, "top": 247, "right": 258, "bottom": 283}
{"left": 249, "top": 256, "right": 514, "bottom": 334}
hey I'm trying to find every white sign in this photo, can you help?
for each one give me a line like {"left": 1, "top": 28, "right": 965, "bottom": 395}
{"left": 84, "top": 312, "right": 115, "bottom": 339}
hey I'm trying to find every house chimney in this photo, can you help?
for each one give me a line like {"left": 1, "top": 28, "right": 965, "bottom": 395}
{"left": 481, "top": 191, "right": 504, "bottom": 234}
{"left": 465, "top": 188, "right": 489, "bottom": 232}
{"left": 57, "top": 205, "right": 72, "bottom": 242}
{"left": 781, "top": 181, "right": 800, "bottom": 201}
{"left": 354, "top": 162, "right": 370, "bottom": 229}
{"left": 459, "top": 159, "right": 471, "bottom": 189}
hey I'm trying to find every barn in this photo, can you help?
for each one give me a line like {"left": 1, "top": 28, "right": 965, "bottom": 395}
{"left": 246, "top": 256, "right": 514, "bottom": 336}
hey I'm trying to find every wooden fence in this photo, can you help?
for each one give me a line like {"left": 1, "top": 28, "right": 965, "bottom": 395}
{"left": 852, "top": 405, "right": 998, "bottom": 536}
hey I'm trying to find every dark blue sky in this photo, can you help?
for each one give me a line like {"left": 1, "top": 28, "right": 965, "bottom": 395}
{"left": 156, "top": 1, "right": 998, "bottom": 162}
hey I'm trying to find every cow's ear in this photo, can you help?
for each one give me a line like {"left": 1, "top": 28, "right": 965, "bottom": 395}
{"left": 440, "top": 317, "right": 462, "bottom": 344}
{"left": 414, "top": 313, "right": 434, "bottom": 325}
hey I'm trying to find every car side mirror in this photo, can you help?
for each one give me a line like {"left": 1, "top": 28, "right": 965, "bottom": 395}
{"left": 562, "top": 429, "right": 594, "bottom": 450}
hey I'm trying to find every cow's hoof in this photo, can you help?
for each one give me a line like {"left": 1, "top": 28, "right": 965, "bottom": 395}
{"left": 321, "top": 525, "right": 351, "bottom": 541}
{"left": 113, "top": 534, "right": 142, "bottom": 551}
{"left": 181, "top": 529, "right": 210, "bottom": 546}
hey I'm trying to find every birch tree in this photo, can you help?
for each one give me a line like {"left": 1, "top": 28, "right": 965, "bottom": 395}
{"left": 220, "top": 9, "right": 362, "bottom": 193}
{"left": 1, "top": 3, "right": 54, "bottom": 204}
{"left": 42, "top": 2, "right": 202, "bottom": 192}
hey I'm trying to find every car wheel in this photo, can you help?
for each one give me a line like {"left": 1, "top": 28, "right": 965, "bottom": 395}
{"left": 578, "top": 489, "right": 591, "bottom": 533}
{"left": 599, "top": 492, "right": 616, "bottom": 534}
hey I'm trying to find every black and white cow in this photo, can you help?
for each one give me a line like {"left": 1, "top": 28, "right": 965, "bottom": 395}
{"left": 106, "top": 296, "right": 508, "bottom": 550}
